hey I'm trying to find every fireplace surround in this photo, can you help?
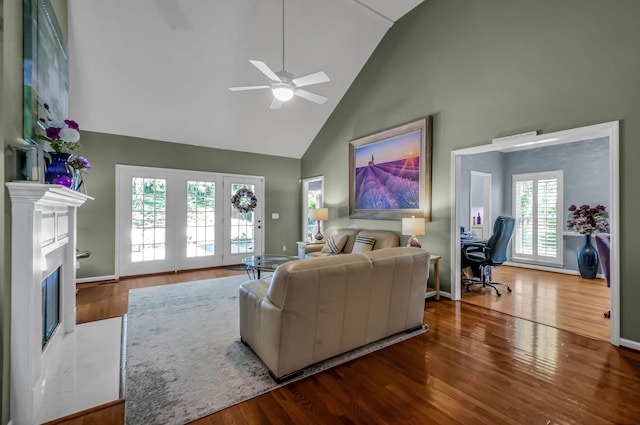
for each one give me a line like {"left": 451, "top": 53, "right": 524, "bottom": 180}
{"left": 6, "top": 183, "right": 92, "bottom": 425}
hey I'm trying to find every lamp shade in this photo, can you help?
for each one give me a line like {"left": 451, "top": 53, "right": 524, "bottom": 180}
{"left": 402, "top": 217, "right": 425, "bottom": 236}
{"left": 309, "top": 207, "right": 329, "bottom": 221}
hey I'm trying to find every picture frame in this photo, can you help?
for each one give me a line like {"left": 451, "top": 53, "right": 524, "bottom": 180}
{"left": 349, "top": 116, "right": 433, "bottom": 220}
{"left": 23, "top": 0, "right": 69, "bottom": 142}
{"left": 10, "top": 143, "right": 46, "bottom": 183}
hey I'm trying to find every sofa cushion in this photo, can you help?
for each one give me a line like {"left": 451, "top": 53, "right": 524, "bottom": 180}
{"left": 321, "top": 233, "right": 349, "bottom": 254}
{"left": 352, "top": 235, "right": 375, "bottom": 253}
{"left": 356, "top": 230, "right": 400, "bottom": 250}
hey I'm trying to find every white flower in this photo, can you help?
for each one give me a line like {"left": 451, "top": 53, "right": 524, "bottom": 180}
{"left": 60, "top": 127, "right": 80, "bottom": 143}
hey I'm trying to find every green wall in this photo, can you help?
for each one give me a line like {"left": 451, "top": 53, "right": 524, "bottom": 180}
{"left": 75, "top": 131, "right": 301, "bottom": 278}
{"left": 302, "top": 0, "right": 640, "bottom": 342}
{"left": 2, "top": 0, "right": 19, "bottom": 422}
{"left": 0, "top": 0, "right": 7, "bottom": 421}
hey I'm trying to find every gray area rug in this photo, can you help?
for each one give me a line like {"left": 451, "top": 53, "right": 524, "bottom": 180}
{"left": 124, "top": 275, "right": 427, "bottom": 425}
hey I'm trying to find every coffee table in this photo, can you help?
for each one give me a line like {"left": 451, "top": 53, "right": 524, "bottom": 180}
{"left": 242, "top": 255, "right": 297, "bottom": 279}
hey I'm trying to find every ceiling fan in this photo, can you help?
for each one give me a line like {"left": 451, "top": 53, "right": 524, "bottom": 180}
{"left": 228, "top": 0, "right": 330, "bottom": 109}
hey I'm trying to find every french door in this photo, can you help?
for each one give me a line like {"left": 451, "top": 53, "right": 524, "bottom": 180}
{"left": 116, "top": 165, "right": 263, "bottom": 276}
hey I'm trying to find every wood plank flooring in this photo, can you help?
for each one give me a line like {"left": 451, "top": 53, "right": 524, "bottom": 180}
{"left": 51, "top": 267, "right": 639, "bottom": 425}
{"left": 462, "top": 266, "right": 610, "bottom": 341}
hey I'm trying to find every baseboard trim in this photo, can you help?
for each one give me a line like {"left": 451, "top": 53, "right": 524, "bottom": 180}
{"left": 76, "top": 275, "right": 119, "bottom": 284}
{"left": 620, "top": 338, "right": 640, "bottom": 352}
{"left": 504, "top": 262, "right": 604, "bottom": 279}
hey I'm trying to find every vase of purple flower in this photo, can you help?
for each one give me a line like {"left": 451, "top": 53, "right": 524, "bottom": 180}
{"left": 68, "top": 156, "right": 91, "bottom": 192}
{"left": 45, "top": 151, "right": 74, "bottom": 187}
{"left": 567, "top": 204, "right": 609, "bottom": 279}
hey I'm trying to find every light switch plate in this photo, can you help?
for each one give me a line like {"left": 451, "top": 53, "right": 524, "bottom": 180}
{"left": 271, "top": 213, "right": 279, "bottom": 219}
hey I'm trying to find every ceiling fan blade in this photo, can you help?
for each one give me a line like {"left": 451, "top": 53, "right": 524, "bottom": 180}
{"left": 270, "top": 98, "right": 283, "bottom": 109}
{"left": 292, "top": 71, "right": 330, "bottom": 88}
{"left": 249, "top": 60, "right": 281, "bottom": 82}
{"left": 228, "top": 85, "right": 270, "bottom": 91}
{"left": 295, "top": 89, "right": 328, "bottom": 105}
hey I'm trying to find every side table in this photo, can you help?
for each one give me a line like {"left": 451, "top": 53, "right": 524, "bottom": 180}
{"left": 425, "top": 255, "right": 441, "bottom": 300}
{"left": 296, "top": 241, "right": 325, "bottom": 259}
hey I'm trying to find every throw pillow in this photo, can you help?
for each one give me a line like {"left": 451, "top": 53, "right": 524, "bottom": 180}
{"left": 321, "top": 233, "right": 348, "bottom": 254}
{"left": 352, "top": 235, "right": 375, "bottom": 253}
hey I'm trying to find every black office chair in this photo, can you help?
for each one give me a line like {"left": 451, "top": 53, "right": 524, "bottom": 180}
{"left": 462, "top": 216, "right": 515, "bottom": 297}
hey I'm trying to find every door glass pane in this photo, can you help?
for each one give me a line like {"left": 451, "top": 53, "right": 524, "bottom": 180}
{"left": 230, "top": 183, "right": 255, "bottom": 254}
{"left": 131, "top": 177, "right": 166, "bottom": 262}
{"left": 186, "top": 180, "right": 216, "bottom": 257}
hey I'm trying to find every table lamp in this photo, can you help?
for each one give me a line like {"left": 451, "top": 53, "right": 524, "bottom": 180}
{"left": 309, "top": 208, "right": 329, "bottom": 241}
{"left": 402, "top": 216, "right": 425, "bottom": 248}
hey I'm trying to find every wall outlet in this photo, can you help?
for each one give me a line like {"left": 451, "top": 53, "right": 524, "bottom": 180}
{"left": 283, "top": 245, "right": 286, "bottom": 251}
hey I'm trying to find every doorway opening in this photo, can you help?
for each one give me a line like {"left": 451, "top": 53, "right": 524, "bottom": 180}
{"left": 451, "top": 121, "right": 619, "bottom": 345}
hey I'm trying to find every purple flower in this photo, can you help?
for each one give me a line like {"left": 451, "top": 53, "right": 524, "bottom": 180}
{"left": 566, "top": 204, "right": 608, "bottom": 235}
{"left": 64, "top": 119, "right": 80, "bottom": 130}
{"left": 46, "top": 126, "right": 61, "bottom": 140}
{"left": 44, "top": 103, "right": 50, "bottom": 111}
{"left": 69, "top": 156, "right": 91, "bottom": 171}
{"left": 52, "top": 175, "right": 73, "bottom": 187}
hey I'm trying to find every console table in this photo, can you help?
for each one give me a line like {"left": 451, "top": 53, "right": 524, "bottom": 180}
{"left": 296, "top": 241, "right": 325, "bottom": 258}
{"left": 425, "top": 255, "right": 441, "bottom": 300}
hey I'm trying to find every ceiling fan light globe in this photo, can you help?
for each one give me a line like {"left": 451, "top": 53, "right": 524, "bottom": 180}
{"left": 272, "top": 86, "right": 294, "bottom": 102}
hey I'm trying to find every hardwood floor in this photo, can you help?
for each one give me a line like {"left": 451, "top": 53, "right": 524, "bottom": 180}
{"left": 52, "top": 267, "right": 639, "bottom": 425}
{"left": 462, "top": 266, "right": 610, "bottom": 341}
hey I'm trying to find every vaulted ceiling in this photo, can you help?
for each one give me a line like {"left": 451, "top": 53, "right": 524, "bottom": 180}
{"left": 68, "top": 0, "right": 423, "bottom": 158}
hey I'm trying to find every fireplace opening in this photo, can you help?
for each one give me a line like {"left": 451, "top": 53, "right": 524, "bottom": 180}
{"left": 42, "top": 267, "right": 61, "bottom": 348}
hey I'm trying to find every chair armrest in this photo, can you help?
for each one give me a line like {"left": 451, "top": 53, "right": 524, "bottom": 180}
{"left": 462, "top": 242, "right": 488, "bottom": 261}
{"left": 462, "top": 242, "right": 486, "bottom": 252}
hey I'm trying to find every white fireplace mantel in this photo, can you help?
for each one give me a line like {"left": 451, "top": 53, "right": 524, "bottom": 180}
{"left": 6, "top": 183, "right": 93, "bottom": 425}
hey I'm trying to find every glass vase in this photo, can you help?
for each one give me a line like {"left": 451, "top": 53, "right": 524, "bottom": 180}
{"left": 72, "top": 169, "right": 83, "bottom": 191}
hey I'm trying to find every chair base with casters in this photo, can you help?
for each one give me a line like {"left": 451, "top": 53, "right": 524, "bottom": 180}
{"left": 463, "top": 265, "right": 512, "bottom": 297}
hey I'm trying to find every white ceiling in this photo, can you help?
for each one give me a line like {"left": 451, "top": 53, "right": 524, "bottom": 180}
{"left": 67, "top": 0, "right": 423, "bottom": 159}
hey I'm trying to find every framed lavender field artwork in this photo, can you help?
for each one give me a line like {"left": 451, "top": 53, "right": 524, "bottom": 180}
{"left": 23, "top": 0, "right": 69, "bottom": 142}
{"left": 349, "top": 116, "right": 433, "bottom": 220}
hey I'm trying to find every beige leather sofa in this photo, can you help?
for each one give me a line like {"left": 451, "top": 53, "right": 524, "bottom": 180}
{"left": 239, "top": 247, "right": 429, "bottom": 382}
{"left": 305, "top": 228, "right": 400, "bottom": 258}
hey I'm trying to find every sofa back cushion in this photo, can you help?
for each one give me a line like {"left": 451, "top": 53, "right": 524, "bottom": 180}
{"left": 355, "top": 230, "right": 400, "bottom": 251}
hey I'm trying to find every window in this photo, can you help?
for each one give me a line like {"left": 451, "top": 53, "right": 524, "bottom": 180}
{"left": 302, "top": 177, "right": 324, "bottom": 242}
{"left": 512, "top": 171, "right": 563, "bottom": 265}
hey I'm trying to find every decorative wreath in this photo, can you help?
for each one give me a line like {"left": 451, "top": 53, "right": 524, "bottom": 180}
{"left": 231, "top": 187, "right": 258, "bottom": 213}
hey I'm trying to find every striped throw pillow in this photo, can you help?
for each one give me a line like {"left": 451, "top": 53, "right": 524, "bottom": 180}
{"left": 352, "top": 236, "right": 375, "bottom": 253}
{"left": 322, "top": 233, "right": 348, "bottom": 254}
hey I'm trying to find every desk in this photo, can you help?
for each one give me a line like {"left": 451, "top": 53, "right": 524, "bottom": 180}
{"left": 425, "top": 255, "right": 441, "bottom": 300}
{"left": 460, "top": 238, "right": 487, "bottom": 280}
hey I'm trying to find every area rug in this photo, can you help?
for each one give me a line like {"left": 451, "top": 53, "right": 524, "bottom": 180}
{"left": 124, "top": 275, "right": 427, "bottom": 425}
